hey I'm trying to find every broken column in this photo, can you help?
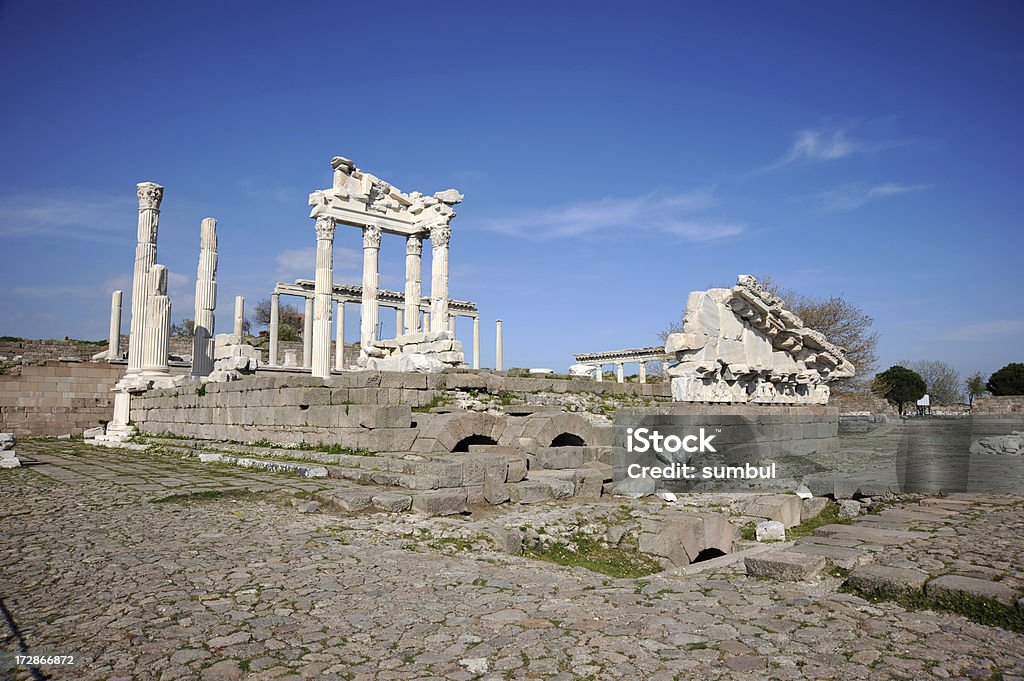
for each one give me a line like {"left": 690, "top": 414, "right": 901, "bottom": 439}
{"left": 404, "top": 235, "right": 422, "bottom": 333}
{"left": 107, "top": 290, "right": 122, "bottom": 360}
{"left": 429, "top": 224, "right": 450, "bottom": 334}
{"left": 269, "top": 292, "right": 280, "bottom": 366}
{"left": 473, "top": 316, "right": 480, "bottom": 370}
{"left": 141, "top": 264, "right": 171, "bottom": 380}
{"left": 303, "top": 297, "right": 313, "bottom": 369}
{"left": 360, "top": 225, "right": 381, "bottom": 357}
{"left": 312, "top": 216, "right": 336, "bottom": 379}
{"left": 126, "top": 182, "right": 163, "bottom": 375}
{"left": 233, "top": 295, "right": 245, "bottom": 338}
{"left": 335, "top": 301, "right": 345, "bottom": 370}
{"left": 191, "top": 218, "right": 218, "bottom": 377}
{"left": 495, "top": 319, "right": 503, "bottom": 371}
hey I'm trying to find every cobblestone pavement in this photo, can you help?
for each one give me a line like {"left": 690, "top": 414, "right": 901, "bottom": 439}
{"left": 2, "top": 440, "right": 1023, "bottom": 680}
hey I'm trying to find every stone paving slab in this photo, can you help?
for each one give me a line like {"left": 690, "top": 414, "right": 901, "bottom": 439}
{"left": 926, "top": 575, "right": 1019, "bottom": 607}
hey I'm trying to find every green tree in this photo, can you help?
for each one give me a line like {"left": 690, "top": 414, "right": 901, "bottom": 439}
{"left": 170, "top": 318, "right": 195, "bottom": 337}
{"left": 254, "top": 298, "right": 303, "bottom": 340}
{"left": 965, "top": 372, "right": 987, "bottom": 406}
{"left": 987, "top": 363, "right": 1024, "bottom": 396}
{"left": 874, "top": 365, "right": 927, "bottom": 415}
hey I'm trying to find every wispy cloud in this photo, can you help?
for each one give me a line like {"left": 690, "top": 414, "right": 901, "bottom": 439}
{"left": 0, "top": 191, "right": 134, "bottom": 241}
{"left": 939, "top": 320, "right": 1024, "bottom": 342}
{"left": 480, "top": 191, "right": 743, "bottom": 242}
{"left": 812, "top": 182, "right": 929, "bottom": 213}
{"left": 760, "top": 121, "right": 907, "bottom": 172}
{"left": 274, "top": 246, "right": 361, "bottom": 283}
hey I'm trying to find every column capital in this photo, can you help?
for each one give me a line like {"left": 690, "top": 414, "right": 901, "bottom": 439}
{"left": 137, "top": 182, "right": 164, "bottom": 211}
{"left": 406, "top": 234, "right": 423, "bottom": 255}
{"left": 429, "top": 224, "right": 451, "bottom": 248}
{"left": 315, "top": 216, "right": 337, "bottom": 240}
{"left": 363, "top": 224, "right": 382, "bottom": 249}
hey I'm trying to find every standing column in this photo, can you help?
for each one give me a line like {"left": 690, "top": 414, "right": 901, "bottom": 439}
{"left": 472, "top": 316, "right": 480, "bottom": 370}
{"left": 395, "top": 308, "right": 403, "bottom": 337}
{"left": 495, "top": 319, "right": 503, "bottom": 371}
{"left": 126, "top": 182, "right": 164, "bottom": 375}
{"left": 302, "top": 297, "right": 313, "bottom": 369}
{"left": 448, "top": 314, "right": 456, "bottom": 338}
{"left": 404, "top": 235, "right": 422, "bottom": 334}
{"left": 616, "top": 363, "right": 624, "bottom": 383}
{"left": 596, "top": 365, "right": 603, "bottom": 382}
{"left": 360, "top": 225, "right": 381, "bottom": 354}
{"left": 269, "top": 292, "right": 280, "bottom": 366}
{"left": 335, "top": 301, "right": 345, "bottom": 370}
{"left": 191, "top": 218, "right": 218, "bottom": 377}
{"left": 428, "top": 224, "right": 450, "bottom": 333}
{"left": 662, "top": 360, "right": 669, "bottom": 376}
{"left": 311, "top": 216, "right": 336, "bottom": 379}
{"left": 639, "top": 361, "right": 647, "bottom": 384}
{"left": 233, "top": 296, "right": 245, "bottom": 338}
{"left": 141, "top": 264, "right": 171, "bottom": 378}
{"left": 423, "top": 311, "right": 430, "bottom": 329}
{"left": 107, "top": 290, "right": 122, "bottom": 360}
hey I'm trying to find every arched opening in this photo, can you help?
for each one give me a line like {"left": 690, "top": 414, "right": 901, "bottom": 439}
{"left": 452, "top": 434, "right": 498, "bottom": 453}
{"left": 691, "top": 547, "right": 727, "bottom": 564}
{"left": 550, "top": 432, "right": 586, "bottom": 447}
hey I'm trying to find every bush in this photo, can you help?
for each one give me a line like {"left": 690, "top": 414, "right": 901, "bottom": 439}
{"left": 987, "top": 363, "right": 1024, "bottom": 396}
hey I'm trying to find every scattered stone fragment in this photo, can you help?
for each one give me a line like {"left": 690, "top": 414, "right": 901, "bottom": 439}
{"left": 755, "top": 520, "right": 785, "bottom": 542}
{"left": 745, "top": 550, "right": 826, "bottom": 581}
{"left": 847, "top": 565, "right": 929, "bottom": 596}
{"left": 925, "top": 575, "right": 1018, "bottom": 607}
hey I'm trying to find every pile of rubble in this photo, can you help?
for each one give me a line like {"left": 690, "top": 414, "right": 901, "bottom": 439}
{"left": 364, "top": 330, "right": 466, "bottom": 373}
{"left": 207, "top": 333, "right": 261, "bottom": 383}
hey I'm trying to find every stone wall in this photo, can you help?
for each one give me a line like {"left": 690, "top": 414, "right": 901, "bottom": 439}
{"left": 0, "top": 361, "right": 126, "bottom": 436}
{"left": 973, "top": 396, "right": 1024, "bottom": 417}
{"left": 832, "top": 391, "right": 895, "bottom": 415}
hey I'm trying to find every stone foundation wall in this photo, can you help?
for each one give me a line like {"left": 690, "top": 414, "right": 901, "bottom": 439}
{"left": 973, "top": 396, "right": 1024, "bottom": 417}
{"left": 832, "top": 391, "right": 895, "bottom": 415}
{"left": 0, "top": 361, "right": 126, "bottom": 436}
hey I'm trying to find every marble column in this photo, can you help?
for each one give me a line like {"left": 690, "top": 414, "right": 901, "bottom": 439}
{"left": 360, "top": 225, "right": 381, "bottom": 354}
{"left": 335, "top": 301, "right": 345, "bottom": 370}
{"left": 404, "top": 235, "right": 422, "bottom": 334}
{"left": 616, "top": 363, "right": 624, "bottom": 383}
{"left": 303, "top": 297, "right": 313, "bottom": 369}
{"left": 495, "top": 319, "right": 503, "bottom": 371}
{"left": 395, "top": 308, "right": 403, "bottom": 337}
{"left": 269, "top": 293, "right": 280, "bottom": 366}
{"left": 191, "top": 218, "right": 217, "bottom": 377}
{"left": 449, "top": 314, "right": 456, "bottom": 338}
{"left": 639, "top": 361, "right": 647, "bottom": 384}
{"left": 107, "top": 290, "right": 122, "bottom": 360}
{"left": 233, "top": 296, "right": 244, "bottom": 338}
{"left": 423, "top": 311, "right": 430, "bottom": 329}
{"left": 596, "top": 365, "right": 603, "bottom": 382}
{"left": 312, "top": 216, "right": 336, "bottom": 379}
{"left": 141, "top": 264, "right": 171, "bottom": 378}
{"left": 127, "top": 182, "right": 164, "bottom": 375}
{"left": 429, "top": 224, "right": 450, "bottom": 334}
{"left": 472, "top": 316, "right": 480, "bottom": 370}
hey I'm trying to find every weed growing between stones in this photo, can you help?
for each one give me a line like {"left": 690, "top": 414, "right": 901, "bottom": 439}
{"left": 842, "top": 582, "right": 1024, "bottom": 633}
{"left": 412, "top": 393, "right": 450, "bottom": 413}
{"left": 786, "top": 501, "right": 851, "bottom": 539}
{"left": 524, "top": 530, "right": 663, "bottom": 578}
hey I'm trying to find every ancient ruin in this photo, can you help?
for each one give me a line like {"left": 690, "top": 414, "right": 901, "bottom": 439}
{"left": 664, "top": 275, "right": 855, "bottom": 405}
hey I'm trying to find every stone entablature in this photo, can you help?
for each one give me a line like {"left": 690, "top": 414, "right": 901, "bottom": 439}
{"left": 664, "top": 275, "right": 855, "bottom": 405}
{"left": 574, "top": 347, "right": 668, "bottom": 363}
{"left": 279, "top": 280, "right": 479, "bottom": 316}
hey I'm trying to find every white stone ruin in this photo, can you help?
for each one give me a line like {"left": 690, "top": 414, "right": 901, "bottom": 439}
{"left": 1, "top": 432, "right": 20, "bottom": 468}
{"left": 664, "top": 275, "right": 855, "bottom": 405}
{"left": 207, "top": 333, "right": 261, "bottom": 383}
{"left": 305, "top": 156, "right": 468, "bottom": 376}
{"left": 191, "top": 218, "right": 218, "bottom": 377}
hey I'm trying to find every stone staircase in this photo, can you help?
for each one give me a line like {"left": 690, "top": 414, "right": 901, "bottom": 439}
{"left": 138, "top": 436, "right": 616, "bottom": 515}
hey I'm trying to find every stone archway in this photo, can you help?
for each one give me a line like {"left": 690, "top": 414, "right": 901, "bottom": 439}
{"left": 550, "top": 432, "right": 586, "bottom": 447}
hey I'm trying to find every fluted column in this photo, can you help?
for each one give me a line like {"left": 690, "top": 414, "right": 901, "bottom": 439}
{"left": 495, "top": 319, "right": 503, "bottom": 371}
{"left": 269, "top": 293, "right": 280, "bottom": 366}
{"left": 312, "top": 216, "right": 336, "bottom": 379}
{"left": 639, "top": 361, "right": 647, "bottom": 384}
{"left": 141, "top": 264, "right": 171, "bottom": 378}
{"left": 395, "top": 308, "right": 403, "bottom": 336}
{"left": 404, "top": 235, "right": 422, "bottom": 334}
{"left": 233, "top": 296, "right": 245, "bottom": 338}
{"left": 360, "top": 225, "right": 381, "bottom": 355}
{"left": 127, "top": 182, "right": 163, "bottom": 375}
{"left": 423, "top": 311, "right": 430, "bottom": 329}
{"left": 429, "top": 224, "right": 450, "bottom": 333}
{"left": 449, "top": 314, "right": 456, "bottom": 338}
{"left": 616, "top": 363, "right": 624, "bottom": 383}
{"left": 191, "top": 218, "right": 218, "bottom": 377}
{"left": 107, "top": 290, "right": 122, "bottom": 360}
{"left": 303, "top": 297, "right": 313, "bottom": 369}
{"left": 335, "top": 301, "right": 345, "bottom": 370}
{"left": 596, "top": 365, "right": 603, "bottom": 382}
{"left": 472, "top": 316, "right": 480, "bottom": 370}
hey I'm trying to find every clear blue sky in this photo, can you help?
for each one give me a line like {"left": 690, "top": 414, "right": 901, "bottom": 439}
{"left": 1, "top": 2, "right": 1021, "bottom": 379}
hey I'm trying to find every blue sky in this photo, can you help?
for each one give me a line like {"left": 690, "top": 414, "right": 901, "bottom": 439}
{"left": 1, "top": 2, "right": 1022, "bottom": 379}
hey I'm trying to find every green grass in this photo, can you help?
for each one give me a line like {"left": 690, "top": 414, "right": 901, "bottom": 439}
{"left": 153, "top": 488, "right": 256, "bottom": 504}
{"left": 524, "top": 531, "right": 664, "bottom": 579}
{"left": 786, "top": 501, "right": 851, "bottom": 539}
{"left": 843, "top": 582, "right": 1024, "bottom": 633}
{"left": 412, "top": 393, "right": 450, "bottom": 413}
